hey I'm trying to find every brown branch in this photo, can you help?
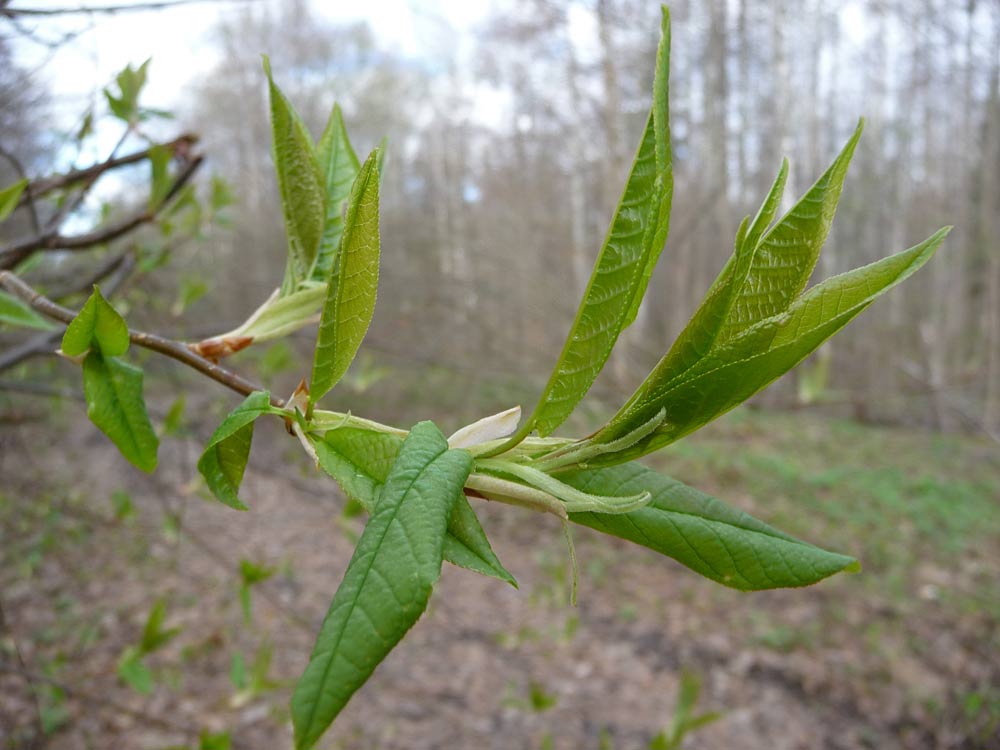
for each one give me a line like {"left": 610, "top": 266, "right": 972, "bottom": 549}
{"left": 0, "top": 330, "right": 61, "bottom": 372}
{"left": 20, "top": 134, "right": 198, "bottom": 203}
{"left": 0, "top": 379, "right": 85, "bottom": 401}
{"left": 0, "top": 154, "right": 203, "bottom": 269}
{"left": 0, "top": 271, "right": 284, "bottom": 407}
{"left": 1, "top": 0, "right": 255, "bottom": 17}
{"left": 47, "top": 249, "right": 134, "bottom": 299}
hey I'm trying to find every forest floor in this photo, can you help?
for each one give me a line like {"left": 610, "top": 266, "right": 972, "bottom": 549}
{"left": 2, "top": 391, "right": 999, "bottom": 750}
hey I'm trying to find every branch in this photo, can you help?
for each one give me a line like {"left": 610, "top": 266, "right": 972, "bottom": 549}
{"left": 0, "top": 271, "right": 284, "bottom": 407}
{"left": 0, "top": 144, "right": 40, "bottom": 234}
{"left": 0, "top": 153, "right": 203, "bottom": 269}
{"left": 1, "top": 0, "right": 255, "bottom": 17}
{"left": 20, "top": 133, "right": 198, "bottom": 203}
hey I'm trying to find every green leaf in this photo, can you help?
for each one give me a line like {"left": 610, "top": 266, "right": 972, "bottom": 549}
{"left": 718, "top": 121, "right": 863, "bottom": 343}
{"left": 117, "top": 648, "right": 154, "bottom": 694}
{"left": 291, "top": 421, "right": 472, "bottom": 749}
{"left": 263, "top": 56, "right": 325, "bottom": 291}
{"left": 196, "top": 391, "right": 272, "bottom": 510}
{"left": 309, "top": 150, "right": 381, "bottom": 406}
{"left": 199, "top": 731, "right": 232, "bottom": 750}
{"left": 498, "top": 13, "right": 673, "bottom": 444}
{"left": 140, "top": 599, "right": 180, "bottom": 653}
{"left": 62, "top": 286, "right": 130, "bottom": 357}
{"left": 0, "top": 178, "right": 28, "bottom": 222}
{"left": 229, "top": 282, "right": 327, "bottom": 342}
{"left": 104, "top": 60, "right": 150, "bottom": 125}
{"left": 82, "top": 352, "right": 158, "bottom": 472}
{"left": 564, "top": 462, "right": 859, "bottom": 590}
{"left": 312, "top": 103, "right": 361, "bottom": 282}
{"left": 597, "top": 226, "right": 949, "bottom": 462}
{"left": 0, "top": 291, "right": 55, "bottom": 330}
{"left": 148, "top": 144, "right": 172, "bottom": 209}
{"left": 315, "top": 427, "right": 516, "bottom": 586}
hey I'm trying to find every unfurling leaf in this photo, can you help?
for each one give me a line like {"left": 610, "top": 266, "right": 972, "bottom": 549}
{"left": 593, "top": 226, "right": 949, "bottom": 462}
{"left": 309, "top": 149, "right": 381, "bottom": 406}
{"left": 565, "top": 462, "right": 859, "bottom": 590}
{"left": 492, "top": 9, "right": 673, "bottom": 448}
{"left": 82, "top": 352, "right": 158, "bottom": 472}
{"left": 62, "top": 286, "right": 130, "bottom": 357}
{"left": 291, "top": 421, "right": 472, "bottom": 749}
{"left": 197, "top": 391, "right": 273, "bottom": 510}
{"left": 264, "top": 56, "right": 325, "bottom": 292}
{"left": 312, "top": 103, "right": 361, "bottom": 281}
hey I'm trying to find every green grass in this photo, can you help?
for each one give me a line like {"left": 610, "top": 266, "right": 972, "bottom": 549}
{"left": 655, "top": 408, "right": 1000, "bottom": 609}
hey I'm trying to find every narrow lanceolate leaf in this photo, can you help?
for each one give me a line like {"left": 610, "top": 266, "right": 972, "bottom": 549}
{"left": 564, "top": 462, "right": 859, "bottom": 590}
{"left": 291, "top": 422, "right": 472, "bottom": 749}
{"left": 309, "top": 150, "right": 381, "bottom": 406}
{"left": 197, "top": 391, "right": 273, "bottom": 510}
{"left": 597, "top": 158, "right": 788, "bottom": 444}
{"left": 0, "top": 291, "right": 55, "bottom": 330}
{"left": 62, "top": 286, "right": 129, "bottom": 357}
{"left": 717, "top": 121, "right": 863, "bottom": 343}
{"left": 314, "top": 427, "right": 516, "bottom": 586}
{"left": 311, "top": 103, "right": 360, "bottom": 282}
{"left": 499, "top": 12, "right": 673, "bottom": 446}
{"left": 625, "top": 5, "right": 674, "bottom": 326}
{"left": 592, "top": 227, "right": 950, "bottom": 464}
{"left": 263, "top": 57, "right": 325, "bottom": 291}
{"left": 0, "top": 178, "right": 28, "bottom": 222}
{"left": 82, "top": 352, "right": 158, "bottom": 472}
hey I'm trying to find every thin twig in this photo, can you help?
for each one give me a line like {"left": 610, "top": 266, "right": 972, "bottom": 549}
{"left": 0, "top": 379, "right": 84, "bottom": 401}
{"left": 0, "top": 598, "right": 45, "bottom": 748}
{"left": 1, "top": 0, "right": 254, "bottom": 17}
{"left": 20, "top": 134, "right": 198, "bottom": 204}
{"left": 0, "top": 271, "right": 283, "bottom": 407}
{"left": 0, "top": 155, "right": 203, "bottom": 269}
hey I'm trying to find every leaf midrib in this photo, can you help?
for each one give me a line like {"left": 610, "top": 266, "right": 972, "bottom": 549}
{"left": 297, "top": 441, "right": 447, "bottom": 743}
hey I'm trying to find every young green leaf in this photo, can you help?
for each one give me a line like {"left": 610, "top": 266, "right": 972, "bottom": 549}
{"left": 0, "top": 291, "right": 55, "bottom": 330}
{"left": 312, "top": 103, "right": 361, "bottom": 282}
{"left": 62, "top": 286, "right": 130, "bottom": 357}
{"left": 314, "top": 427, "right": 516, "bottom": 586}
{"left": 82, "top": 352, "right": 158, "bottom": 472}
{"left": 309, "top": 150, "right": 381, "bottom": 406}
{"left": 197, "top": 390, "right": 273, "bottom": 510}
{"left": 492, "top": 11, "right": 673, "bottom": 448}
{"left": 564, "top": 462, "right": 859, "bottom": 590}
{"left": 634, "top": 159, "right": 788, "bottom": 393}
{"left": 0, "top": 178, "right": 28, "bottom": 222}
{"left": 139, "top": 599, "right": 181, "bottom": 653}
{"left": 594, "top": 227, "right": 950, "bottom": 462}
{"left": 148, "top": 144, "right": 172, "bottom": 209}
{"left": 291, "top": 421, "right": 472, "bottom": 749}
{"left": 263, "top": 56, "right": 325, "bottom": 291}
{"left": 717, "top": 121, "right": 863, "bottom": 343}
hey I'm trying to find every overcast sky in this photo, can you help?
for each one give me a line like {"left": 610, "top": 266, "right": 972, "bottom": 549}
{"left": 10, "top": 0, "right": 491, "bottom": 125}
